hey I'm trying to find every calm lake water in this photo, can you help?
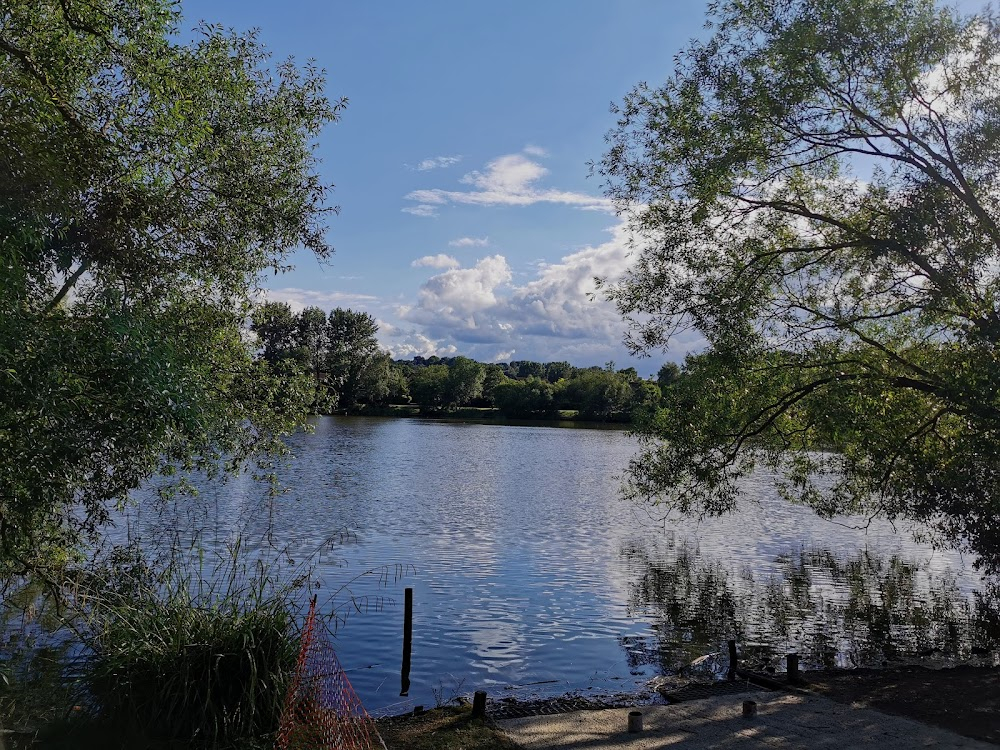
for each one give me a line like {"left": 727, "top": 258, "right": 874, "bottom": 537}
{"left": 119, "top": 416, "right": 997, "bottom": 714}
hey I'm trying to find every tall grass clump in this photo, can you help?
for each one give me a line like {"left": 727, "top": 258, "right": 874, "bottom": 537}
{"left": 76, "top": 541, "right": 303, "bottom": 748}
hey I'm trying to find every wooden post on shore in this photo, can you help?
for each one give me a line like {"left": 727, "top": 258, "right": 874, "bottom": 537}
{"left": 627, "top": 710, "right": 643, "bottom": 733}
{"left": 472, "top": 691, "right": 487, "bottom": 719}
{"left": 727, "top": 640, "right": 738, "bottom": 681}
{"left": 400, "top": 587, "right": 413, "bottom": 696}
{"left": 786, "top": 653, "right": 800, "bottom": 684}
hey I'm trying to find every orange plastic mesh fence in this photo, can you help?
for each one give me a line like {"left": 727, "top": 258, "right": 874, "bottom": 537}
{"left": 276, "top": 598, "right": 386, "bottom": 750}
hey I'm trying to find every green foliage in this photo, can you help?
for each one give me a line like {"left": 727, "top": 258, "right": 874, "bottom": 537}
{"left": 557, "top": 369, "right": 632, "bottom": 421}
{"left": 1, "top": 0, "right": 343, "bottom": 561}
{"left": 444, "top": 357, "right": 485, "bottom": 407}
{"left": 629, "top": 379, "right": 663, "bottom": 422}
{"left": 324, "top": 308, "right": 390, "bottom": 409}
{"left": 250, "top": 305, "right": 393, "bottom": 411}
{"left": 77, "top": 543, "right": 300, "bottom": 748}
{"left": 656, "top": 363, "right": 680, "bottom": 390}
{"left": 252, "top": 302, "right": 301, "bottom": 365}
{"left": 296, "top": 306, "right": 330, "bottom": 373}
{"left": 511, "top": 361, "right": 546, "bottom": 379}
{"left": 480, "top": 365, "right": 509, "bottom": 406}
{"left": 544, "top": 361, "right": 574, "bottom": 383}
{"left": 410, "top": 365, "right": 450, "bottom": 411}
{"left": 494, "top": 377, "right": 557, "bottom": 418}
{"left": 599, "top": 0, "right": 1000, "bottom": 568}
{"left": 398, "top": 356, "right": 665, "bottom": 419}
{"left": 385, "top": 365, "right": 412, "bottom": 404}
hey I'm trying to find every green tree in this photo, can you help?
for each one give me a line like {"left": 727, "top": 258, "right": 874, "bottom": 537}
{"left": 445, "top": 357, "right": 485, "bottom": 407}
{"left": 560, "top": 370, "right": 632, "bottom": 421}
{"left": 656, "top": 363, "right": 680, "bottom": 391}
{"left": 629, "top": 379, "right": 663, "bottom": 421}
{"left": 511, "top": 360, "right": 546, "bottom": 379}
{"left": 251, "top": 302, "right": 300, "bottom": 364}
{"left": 481, "top": 364, "right": 509, "bottom": 406}
{"left": 324, "top": 308, "right": 388, "bottom": 409}
{"left": 295, "top": 305, "right": 332, "bottom": 408}
{"left": 385, "top": 365, "right": 411, "bottom": 404}
{"left": 618, "top": 367, "right": 639, "bottom": 382}
{"left": 494, "top": 377, "right": 557, "bottom": 419}
{"left": 598, "top": 0, "right": 1000, "bottom": 567}
{"left": 410, "top": 365, "right": 450, "bottom": 411}
{"left": 0, "top": 0, "right": 343, "bottom": 562}
{"left": 544, "top": 361, "right": 574, "bottom": 383}
{"left": 296, "top": 306, "right": 329, "bottom": 373}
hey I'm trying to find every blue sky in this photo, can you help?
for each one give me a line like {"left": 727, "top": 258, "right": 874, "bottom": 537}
{"left": 183, "top": 0, "right": 988, "bottom": 374}
{"left": 177, "top": 0, "right": 709, "bottom": 374}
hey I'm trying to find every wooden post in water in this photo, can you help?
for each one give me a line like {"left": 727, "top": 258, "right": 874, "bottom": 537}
{"left": 400, "top": 587, "right": 413, "bottom": 696}
{"left": 472, "top": 691, "right": 487, "bottom": 719}
{"left": 786, "top": 653, "right": 800, "bottom": 684}
{"left": 727, "top": 640, "right": 738, "bottom": 681}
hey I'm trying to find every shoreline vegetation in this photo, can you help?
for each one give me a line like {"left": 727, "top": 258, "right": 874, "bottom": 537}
{"left": 336, "top": 404, "right": 633, "bottom": 428}
{"left": 251, "top": 304, "right": 676, "bottom": 427}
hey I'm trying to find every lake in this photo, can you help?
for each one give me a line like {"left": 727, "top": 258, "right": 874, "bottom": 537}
{"left": 120, "top": 416, "right": 997, "bottom": 715}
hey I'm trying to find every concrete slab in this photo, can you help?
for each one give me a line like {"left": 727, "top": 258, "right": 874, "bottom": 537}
{"left": 498, "top": 691, "right": 995, "bottom": 749}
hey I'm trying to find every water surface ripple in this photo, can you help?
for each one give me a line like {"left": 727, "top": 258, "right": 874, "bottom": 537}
{"left": 122, "top": 417, "right": 997, "bottom": 713}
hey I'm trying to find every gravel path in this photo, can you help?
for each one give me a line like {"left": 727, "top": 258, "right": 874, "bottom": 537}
{"left": 498, "top": 690, "right": 996, "bottom": 749}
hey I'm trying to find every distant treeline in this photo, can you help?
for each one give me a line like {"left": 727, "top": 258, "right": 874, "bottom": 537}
{"left": 252, "top": 303, "right": 680, "bottom": 422}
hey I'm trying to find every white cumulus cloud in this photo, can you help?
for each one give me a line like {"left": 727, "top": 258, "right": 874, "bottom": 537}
{"left": 412, "top": 254, "right": 461, "bottom": 269}
{"left": 419, "top": 255, "right": 512, "bottom": 317}
{"left": 461, "top": 153, "right": 548, "bottom": 193}
{"left": 263, "top": 287, "right": 379, "bottom": 313}
{"left": 405, "top": 153, "right": 613, "bottom": 212}
{"left": 449, "top": 236, "right": 490, "bottom": 248}
{"left": 381, "top": 329, "right": 457, "bottom": 359}
{"left": 402, "top": 204, "right": 439, "bottom": 217}
{"left": 397, "top": 218, "right": 704, "bottom": 366}
{"left": 413, "top": 155, "right": 462, "bottom": 171}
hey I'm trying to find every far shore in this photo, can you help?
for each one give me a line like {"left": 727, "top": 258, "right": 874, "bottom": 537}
{"left": 325, "top": 404, "right": 635, "bottom": 430}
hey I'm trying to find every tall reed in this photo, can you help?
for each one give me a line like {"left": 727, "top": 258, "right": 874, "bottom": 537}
{"left": 77, "top": 540, "right": 302, "bottom": 748}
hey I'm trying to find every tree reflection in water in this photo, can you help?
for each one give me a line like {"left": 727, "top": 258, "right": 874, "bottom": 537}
{"left": 620, "top": 542, "right": 1000, "bottom": 678}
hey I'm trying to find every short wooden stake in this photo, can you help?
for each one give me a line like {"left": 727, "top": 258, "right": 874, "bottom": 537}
{"left": 786, "top": 653, "right": 800, "bottom": 684}
{"left": 413, "top": 705, "right": 424, "bottom": 716}
{"left": 742, "top": 700, "right": 757, "bottom": 719}
{"left": 727, "top": 639, "right": 738, "bottom": 681}
{"left": 627, "top": 710, "right": 643, "bottom": 733}
{"left": 400, "top": 587, "right": 413, "bottom": 696}
{"left": 471, "top": 690, "right": 487, "bottom": 719}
